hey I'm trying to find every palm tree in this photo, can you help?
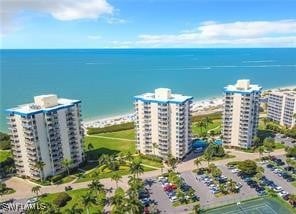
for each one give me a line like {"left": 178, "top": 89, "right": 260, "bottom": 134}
{"left": 253, "top": 136, "right": 261, "bottom": 148}
{"left": 34, "top": 161, "right": 45, "bottom": 181}
{"left": 203, "top": 117, "right": 213, "bottom": 130}
{"left": 31, "top": 185, "right": 41, "bottom": 197}
{"left": 111, "top": 187, "right": 126, "bottom": 212}
{"left": 227, "top": 179, "right": 237, "bottom": 193}
{"left": 88, "top": 179, "right": 104, "bottom": 196}
{"left": 129, "top": 160, "right": 144, "bottom": 178}
{"left": 262, "top": 117, "right": 269, "bottom": 128}
{"left": 81, "top": 192, "right": 97, "bottom": 214}
{"left": 111, "top": 171, "right": 122, "bottom": 188}
{"left": 152, "top": 143, "right": 158, "bottom": 156}
{"left": 125, "top": 151, "right": 134, "bottom": 162}
{"left": 203, "top": 152, "right": 213, "bottom": 167}
{"left": 194, "top": 158, "right": 202, "bottom": 171}
{"left": 65, "top": 203, "right": 83, "bottom": 214}
{"left": 61, "top": 159, "right": 73, "bottom": 176}
{"left": 196, "top": 120, "right": 206, "bottom": 136}
{"left": 258, "top": 146, "right": 265, "bottom": 159}
{"left": 167, "top": 154, "right": 178, "bottom": 171}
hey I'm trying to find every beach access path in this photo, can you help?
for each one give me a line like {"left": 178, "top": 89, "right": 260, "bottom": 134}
{"left": 1, "top": 149, "right": 286, "bottom": 202}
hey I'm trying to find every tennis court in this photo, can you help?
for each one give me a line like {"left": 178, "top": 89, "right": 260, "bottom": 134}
{"left": 204, "top": 197, "right": 295, "bottom": 214}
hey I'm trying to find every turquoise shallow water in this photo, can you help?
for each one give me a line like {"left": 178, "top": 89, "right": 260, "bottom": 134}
{"left": 1, "top": 48, "right": 296, "bottom": 131}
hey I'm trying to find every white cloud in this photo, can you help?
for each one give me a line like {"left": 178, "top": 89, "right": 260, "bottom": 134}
{"left": 0, "top": 0, "right": 114, "bottom": 33}
{"left": 136, "top": 20, "right": 296, "bottom": 47}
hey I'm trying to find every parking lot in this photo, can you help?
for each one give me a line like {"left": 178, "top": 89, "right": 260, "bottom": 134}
{"left": 274, "top": 133, "right": 296, "bottom": 147}
{"left": 181, "top": 167, "right": 258, "bottom": 209}
{"left": 261, "top": 162, "right": 296, "bottom": 194}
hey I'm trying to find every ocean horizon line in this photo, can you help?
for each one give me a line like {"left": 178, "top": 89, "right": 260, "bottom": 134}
{"left": 1, "top": 47, "right": 296, "bottom": 51}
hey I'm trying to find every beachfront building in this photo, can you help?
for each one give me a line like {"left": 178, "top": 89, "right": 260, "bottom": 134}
{"left": 267, "top": 91, "right": 296, "bottom": 128}
{"left": 134, "top": 88, "right": 193, "bottom": 159}
{"left": 222, "top": 80, "right": 262, "bottom": 148}
{"left": 6, "top": 94, "right": 84, "bottom": 180}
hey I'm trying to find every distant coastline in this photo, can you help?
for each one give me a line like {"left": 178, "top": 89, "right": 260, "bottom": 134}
{"left": 82, "top": 84, "right": 296, "bottom": 129}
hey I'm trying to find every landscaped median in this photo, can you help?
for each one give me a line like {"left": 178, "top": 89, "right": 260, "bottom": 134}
{"left": 158, "top": 171, "right": 199, "bottom": 207}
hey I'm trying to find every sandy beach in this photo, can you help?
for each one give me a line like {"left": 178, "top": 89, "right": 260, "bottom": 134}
{"left": 82, "top": 85, "right": 296, "bottom": 129}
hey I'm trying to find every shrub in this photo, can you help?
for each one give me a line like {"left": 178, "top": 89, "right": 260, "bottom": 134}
{"left": 53, "top": 192, "right": 72, "bottom": 207}
{"left": 51, "top": 173, "right": 66, "bottom": 183}
{"left": 140, "top": 154, "right": 163, "bottom": 163}
{"left": 87, "top": 122, "right": 134, "bottom": 135}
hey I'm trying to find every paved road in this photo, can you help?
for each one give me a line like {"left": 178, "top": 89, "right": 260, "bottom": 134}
{"left": 1, "top": 149, "right": 286, "bottom": 202}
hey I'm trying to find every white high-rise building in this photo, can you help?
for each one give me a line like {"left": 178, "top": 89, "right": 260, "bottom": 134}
{"left": 267, "top": 91, "right": 296, "bottom": 128}
{"left": 6, "top": 94, "right": 84, "bottom": 179}
{"left": 222, "top": 80, "right": 262, "bottom": 148}
{"left": 134, "top": 88, "right": 193, "bottom": 159}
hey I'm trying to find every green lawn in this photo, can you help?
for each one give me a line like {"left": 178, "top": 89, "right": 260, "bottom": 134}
{"left": 135, "top": 157, "right": 163, "bottom": 168}
{"left": 0, "top": 150, "right": 12, "bottom": 162}
{"left": 76, "top": 165, "right": 154, "bottom": 183}
{"left": 41, "top": 188, "right": 104, "bottom": 213}
{"left": 192, "top": 119, "right": 221, "bottom": 137}
{"left": 85, "top": 136, "right": 136, "bottom": 160}
{"left": 94, "top": 129, "right": 135, "bottom": 140}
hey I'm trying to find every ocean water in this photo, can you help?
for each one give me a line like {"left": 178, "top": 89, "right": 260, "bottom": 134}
{"left": 1, "top": 48, "right": 296, "bottom": 131}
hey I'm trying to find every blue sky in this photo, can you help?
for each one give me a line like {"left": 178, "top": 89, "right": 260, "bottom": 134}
{"left": 1, "top": 0, "right": 296, "bottom": 48}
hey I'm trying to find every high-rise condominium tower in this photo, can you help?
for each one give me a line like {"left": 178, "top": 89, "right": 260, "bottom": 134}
{"left": 6, "top": 94, "right": 84, "bottom": 179}
{"left": 267, "top": 91, "right": 296, "bottom": 128}
{"left": 134, "top": 88, "right": 193, "bottom": 159}
{"left": 222, "top": 80, "right": 262, "bottom": 148}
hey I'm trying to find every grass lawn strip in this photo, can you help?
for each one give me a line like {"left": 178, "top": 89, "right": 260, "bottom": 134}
{"left": 0, "top": 150, "right": 11, "bottom": 162}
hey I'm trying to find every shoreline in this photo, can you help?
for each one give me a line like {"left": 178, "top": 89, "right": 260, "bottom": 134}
{"left": 82, "top": 84, "right": 296, "bottom": 129}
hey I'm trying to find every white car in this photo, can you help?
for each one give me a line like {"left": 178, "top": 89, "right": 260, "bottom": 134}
{"left": 169, "top": 196, "right": 178, "bottom": 202}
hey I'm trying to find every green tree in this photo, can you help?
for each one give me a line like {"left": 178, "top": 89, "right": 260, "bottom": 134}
{"left": 203, "top": 152, "right": 213, "bottom": 167}
{"left": 212, "top": 167, "right": 222, "bottom": 177}
{"left": 196, "top": 120, "right": 206, "bottom": 136}
{"left": 31, "top": 185, "right": 41, "bottom": 197}
{"left": 194, "top": 158, "right": 202, "bottom": 171}
{"left": 81, "top": 191, "right": 97, "bottom": 214}
{"left": 111, "top": 187, "right": 127, "bottom": 213}
{"left": 111, "top": 171, "right": 122, "bottom": 188}
{"left": 125, "top": 151, "right": 134, "bottom": 162}
{"left": 253, "top": 136, "right": 261, "bottom": 148}
{"left": 61, "top": 159, "right": 73, "bottom": 176}
{"left": 227, "top": 179, "right": 237, "bottom": 193}
{"left": 202, "top": 117, "right": 213, "bottom": 130}
{"left": 167, "top": 154, "right": 178, "bottom": 171}
{"left": 263, "top": 137, "right": 275, "bottom": 157}
{"left": 88, "top": 179, "right": 104, "bottom": 196}
{"left": 237, "top": 160, "right": 258, "bottom": 176}
{"left": 258, "top": 146, "right": 265, "bottom": 158}
{"left": 129, "top": 160, "right": 144, "bottom": 178}
{"left": 34, "top": 161, "right": 46, "bottom": 181}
